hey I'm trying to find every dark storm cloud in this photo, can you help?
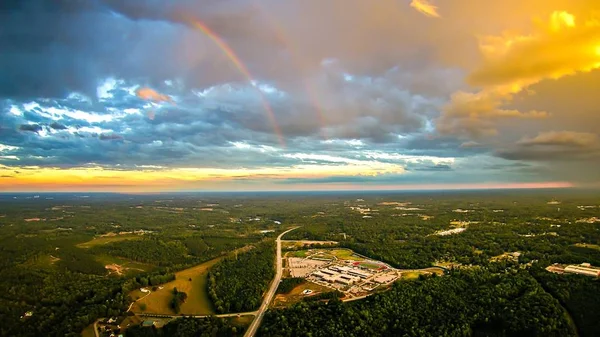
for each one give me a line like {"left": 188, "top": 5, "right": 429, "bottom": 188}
{"left": 18, "top": 124, "right": 42, "bottom": 133}
{"left": 410, "top": 164, "right": 452, "bottom": 171}
{"left": 49, "top": 122, "right": 67, "bottom": 130}
{"left": 495, "top": 131, "right": 600, "bottom": 162}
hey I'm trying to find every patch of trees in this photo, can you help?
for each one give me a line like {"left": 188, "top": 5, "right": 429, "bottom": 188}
{"left": 92, "top": 238, "right": 189, "bottom": 266}
{"left": 531, "top": 265, "right": 600, "bottom": 337}
{"left": 125, "top": 317, "right": 245, "bottom": 337}
{"left": 0, "top": 267, "right": 130, "bottom": 336}
{"left": 170, "top": 287, "right": 188, "bottom": 313}
{"left": 276, "top": 278, "right": 304, "bottom": 294}
{"left": 56, "top": 247, "right": 106, "bottom": 275}
{"left": 133, "top": 273, "right": 176, "bottom": 288}
{"left": 208, "top": 242, "right": 275, "bottom": 313}
{"left": 184, "top": 237, "right": 210, "bottom": 256}
{"left": 259, "top": 268, "right": 575, "bottom": 336}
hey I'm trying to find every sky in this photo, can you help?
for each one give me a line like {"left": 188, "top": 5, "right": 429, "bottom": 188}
{"left": 0, "top": 0, "right": 599, "bottom": 192}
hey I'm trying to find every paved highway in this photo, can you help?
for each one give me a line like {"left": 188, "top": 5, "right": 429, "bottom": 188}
{"left": 244, "top": 227, "right": 299, "bottom": 337}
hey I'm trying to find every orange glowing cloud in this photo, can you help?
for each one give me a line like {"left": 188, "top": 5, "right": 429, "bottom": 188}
{"left": 136, "top": 87, "right": 173, "bottom": 103}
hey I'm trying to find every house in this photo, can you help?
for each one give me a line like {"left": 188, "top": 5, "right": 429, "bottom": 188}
{"left": 142, "top": 320, "right": 156, "bottom": 327}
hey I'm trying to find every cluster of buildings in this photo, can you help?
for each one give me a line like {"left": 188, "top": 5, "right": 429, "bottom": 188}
{"left": 546, "top": 263, "right": 600, "bottom": 277}
{"left": 311, "top": 265, "right": 372, "bottom": 285}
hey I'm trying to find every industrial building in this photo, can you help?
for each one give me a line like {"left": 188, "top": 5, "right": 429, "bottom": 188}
{"left": 564, "top": 263, "right": 600, "bottom": 277}
{"left": 348, "top": 269, "right": 372, "bottom": 279}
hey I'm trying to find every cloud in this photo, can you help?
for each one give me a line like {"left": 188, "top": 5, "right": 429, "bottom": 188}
{"left": 468, "top": 11, "right": 600, "bottom": 87}
{"left": 99, "top": 134, "right": 124, "bottom": 141}
{"left": 49, "top": 122, "right": 68, "bottom": 130}
{"left": 136, "top": 87, "right": 173, "bottom": 103}
{"left": 496, "top": 131, "right": 600, "bottom": 161}
{"left": 410, "top": 0, "right": 440, "bottom": 18}
{"left": 517, "top": 131, "right": 599, "bottom": 148}
{"left": 437, "top": 10, "right": 600, "bottom": 138}
{"left": 18, "top": 124, "right": 42, "bottom": 133}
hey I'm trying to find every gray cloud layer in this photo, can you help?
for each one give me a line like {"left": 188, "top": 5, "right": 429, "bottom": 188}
{"left": 0, "top": 0, "right": 598, "bottom": 185}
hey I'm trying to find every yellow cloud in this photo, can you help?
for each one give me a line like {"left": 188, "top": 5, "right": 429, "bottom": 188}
{"left": 410, "top": 0, "right": 440, "bottom": 18}
{"left": 438, "top": 10, "right": 600, "bottom": 138}
{"left": 0, "top": 158, "right": 407, "bottom": 192}
{"left": 469, "top": 11, "right": 600, "bottom": 87}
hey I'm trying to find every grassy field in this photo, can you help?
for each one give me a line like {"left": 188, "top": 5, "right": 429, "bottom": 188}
{"left": 272, "top": 281, "right": 333, "bottom": 308}
{"left": 22, "top": 254, "right": 60, "bottom": 270}
{"left": 80, "top": 323, "right": 96, "bottom": 337}
{"left": 574, "top": 243, "right": 600, "bottom": 251}
{"left": 130, "top": 257, "right": 221, "bottom": 315}
{"left": 286, "top": 250, "right": 307, "bottom": 258}
{"left": 330, "top": 249, "right": 364, "bottom": 261}
{"left": 76, "top": 235, "right": 143, "bottom": 248}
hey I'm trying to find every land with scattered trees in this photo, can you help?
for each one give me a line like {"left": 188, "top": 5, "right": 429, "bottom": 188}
{"left": 0, "top": 190, "right": 598, "bottom": 336}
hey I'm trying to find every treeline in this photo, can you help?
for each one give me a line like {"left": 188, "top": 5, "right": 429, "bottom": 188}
{"left": 208, "top": 242, "right": 275, "bottom": 313}
{"left": 276, "top": 278, "right": 304, "bottom": 294}
{"left": 125, "top": 317, "right": 245, "bottom": 337}
{"left": 259, "top": 268, "right": 575, "bottom": 336}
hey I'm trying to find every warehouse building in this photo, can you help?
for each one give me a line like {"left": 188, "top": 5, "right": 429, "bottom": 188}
{"left": 564, "top": 263, "right": 600, "bottom": 277}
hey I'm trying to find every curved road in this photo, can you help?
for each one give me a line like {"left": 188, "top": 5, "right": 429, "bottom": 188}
{"left": 244, "top": 227, "right": 299, "bottom": 337}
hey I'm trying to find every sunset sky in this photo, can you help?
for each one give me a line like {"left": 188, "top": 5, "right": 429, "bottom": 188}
{"left": 1, "top": 0, "right": 599, "bottom": 192}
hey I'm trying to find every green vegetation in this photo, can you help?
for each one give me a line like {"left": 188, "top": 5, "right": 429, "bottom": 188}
{"left": 125, "top": 317, "right": 245, "bottom": 336}
{"left": 208, "top": 242, "right": 276, "bottom": 313}
{"left": 260, "top": 268, "right": 575, "bottom": 336}
{"left": 169, "top": 287, "right": 188, "bottom": 313}
{"left": 1, "top": 191, "right": 599, "bottom": 335}
{"left": 76, "top": 234, "right": 143, "bottom": 248}
{"left": 276, "top": 277, "right": 305, "bottom": 294}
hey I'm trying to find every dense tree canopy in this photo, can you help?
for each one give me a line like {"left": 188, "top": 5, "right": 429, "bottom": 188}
{"left": 208, "top": 242, "right": 276, "bottom": 313}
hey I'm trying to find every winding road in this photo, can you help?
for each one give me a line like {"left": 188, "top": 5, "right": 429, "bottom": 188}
{"left": 244, "top": 226, "right": 299, "bottom": 337}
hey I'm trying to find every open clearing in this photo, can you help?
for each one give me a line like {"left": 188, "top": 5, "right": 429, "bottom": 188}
{"left": 329, "top": 249, "right": 364, "bottom": 261}
{"left": 272, "top": 281, "right": 333, "bottom": 308}
{"left": 76, "top": 235, "right": 143, "bottom": 248}
{"left": 574, "top": 243, "right": 600, "bottom": 251}
{"left": 80, "top": 323, "right": 95, "bottom": 337}
{"left": 130, "top": 257, "right": 221, "bottom": 315}
{"left": 95, "top": 255, "right": 154, "bottom": 276}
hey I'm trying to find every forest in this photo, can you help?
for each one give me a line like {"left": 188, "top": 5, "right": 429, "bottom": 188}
{"left": 259, "top": 268, "right": 576, "bottom": 336}
{"left": 0, "top": 191, "right": 598, "bottom": 335}
{"left": 207, "top": 241, "right": 276, "bottom": 313}
{"left": 125, "top": 317, "right": 245, "bottom": 336}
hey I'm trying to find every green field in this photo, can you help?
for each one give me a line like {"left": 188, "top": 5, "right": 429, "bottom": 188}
{"left": 130, "top": 258, "right": 221, "bottom": 315}
{"left": 76, "top": 235, "right": 143, "bottom": 248}
{"left": 286, "top": 250, "right": 307, "bottom": 258}
{"left": 330, "top": 249, "right": 364, "bottom": 261}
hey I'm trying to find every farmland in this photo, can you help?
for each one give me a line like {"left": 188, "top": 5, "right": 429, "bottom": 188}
{"left": 130, "top": 256, "right": 221, "bottom": 315}
{"left": 76, "top": 234, "right": 144, "bottom": 248}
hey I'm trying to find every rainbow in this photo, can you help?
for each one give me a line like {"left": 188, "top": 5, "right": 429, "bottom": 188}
{"left": 183, "top": 16, "right": 285, "bottom": 147}
{"left": 252, "top": 5, "right": 329, "bottom": 141}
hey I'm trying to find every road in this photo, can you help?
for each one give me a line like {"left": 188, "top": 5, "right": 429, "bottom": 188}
{"left": 280, "top": 240, "right": 338, "bottom": 245}
{"left": 137, "top": 311, "right": 258, "bottom": 319}
{"left": 244, "top": 227, "right": 299, "bottom": 337}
